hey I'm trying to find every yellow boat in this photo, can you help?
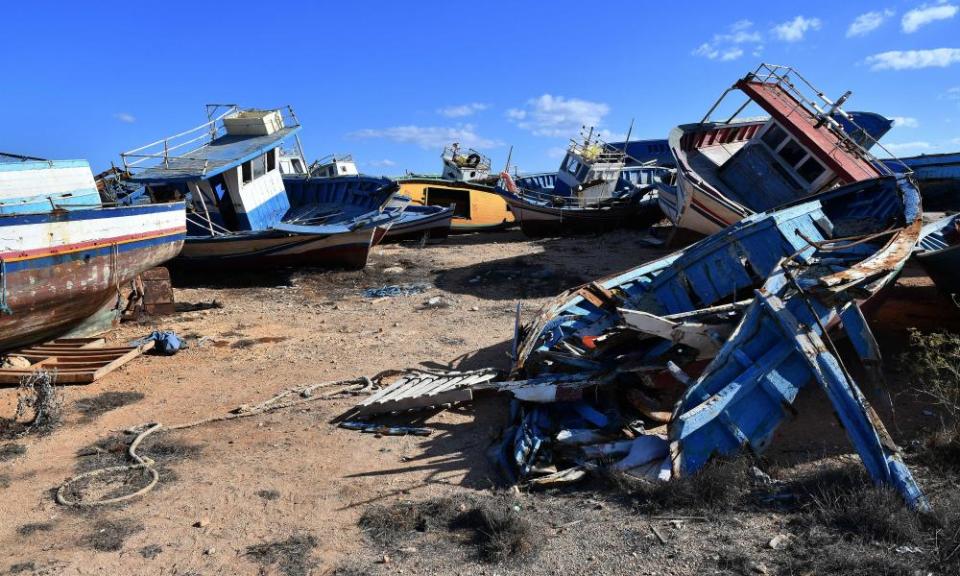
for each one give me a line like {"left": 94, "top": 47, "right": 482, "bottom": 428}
{"left": 395, "top": 145, "right": 514, "bottom": 232}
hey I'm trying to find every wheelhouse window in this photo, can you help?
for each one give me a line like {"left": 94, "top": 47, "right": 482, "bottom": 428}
{"left": 291, "top": 158, "right": 304, "bottom": 174}
{"left": 251, "top": 154, "right": 267, "bottom": 180}
{"left": 761, "top": 124, "right": 788, "bottom": 150}
{"left": 796, "top": 157, "right": 827, "bottom": 184}
{"left": 777, "top": 139, "right": 807, "bottom": 167}
{"left": 266, "top": 150, "right": 277, "bottom": 172}
{"left": 565, "top": 156, "right": 581, "bottom": 175}
{"left": 241, "top": 161, "right": 252, "bottom": 183}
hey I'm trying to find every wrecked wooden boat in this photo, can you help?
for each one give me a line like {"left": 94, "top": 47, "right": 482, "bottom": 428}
{"left": 122, "top": 106, "right": 401, "bottom": 269}
{"left": 0, "top": 156, "right": 185, "bottom": 351}
{"left": 396, "top": 145, "right": 514, "bottom": 232}
{"left": 299, "top": 155, "right": 453, "bottom": 243}
{"left": 914, "top": 213, "right": 960, "bottom": 299}
{"left": 883, "top": 152, "right": 960, "bottom": 211}
{"left": 500, "top": 174, "right": 923, "bottom": 500}
{"left": 663, "top": 63, "right": 902, "bottom": 235}
{"left": 495, "top": 129, "right": 668, "bottom": 236}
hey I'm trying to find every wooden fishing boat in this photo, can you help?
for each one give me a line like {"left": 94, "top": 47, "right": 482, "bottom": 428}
{"left": 396, "top": 145, "right": 513, "bottom": 232}
{"left": 495, "top": 129, "right": 669, "bottom": 237}
{"left": 914, "top": 213, "right": 960, "bottom": 298}
{"left": 664, "top": 63, "right": 902, "bottom": 235}
{"left": 298, "top": 155, "right": 453, "bottom": 243}
{"left": 501, "top": 175, "right": 922, "bottom": 500}
{"left": 0, "top": 156, "right": 185, "bottom": 351}
{"left": 122, "top": 106, "right": 401, "bottom": 270}
{"left": 883, "top": 152, "right": 960, "bottom": 211}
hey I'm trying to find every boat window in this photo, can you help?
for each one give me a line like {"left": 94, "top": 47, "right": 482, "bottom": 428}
{"left": 777, "top": 139, "right": 807, "bottom": 167}
{"left": 761, "top": 124, "right": 788, "bottom": 150}
{"left": 251, "top": 154, "right": 267, "bottom": 180}
{"left": 291, "top": 159, "right": 303, "bottom": 174}
{"left": 565, "top": 157, "right": 581, "bottom": 175}
{"left": 242, "top": 161, "right": 252, "bottom": 183}
{"left": 266, "top": 150, "right": 277, "bottom": 172}
{"left": 796, "top": 157, "right": 826, "bottom": 183}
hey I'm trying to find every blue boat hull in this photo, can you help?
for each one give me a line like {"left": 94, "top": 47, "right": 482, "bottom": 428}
{"left": 915, "top": 213, "right": 960, "bottom": 297}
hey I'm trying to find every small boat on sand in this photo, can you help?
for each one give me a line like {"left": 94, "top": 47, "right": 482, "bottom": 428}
{"left": 496, "top": 129, "right": 669, "bottom": 236}
{"left": 300, "top": 155, "right": 453, "bottom": 243}
{"left": 914, "top": 213, "right": 960, "bottom": 299}
{"left": 121, "top": 106, "right": 401, "bottom": 269}
{"left": 396, "top": 145, "right": 514, "bottom": 232}
{"left": 0, "top": 154, "right": 185, "bottom": 351}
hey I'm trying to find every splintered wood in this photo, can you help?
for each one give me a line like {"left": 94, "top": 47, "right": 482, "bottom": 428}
{"left": 0, "top": 338, "right": 155, "bottom": 385}
{"left": 350, "top": 370, "right": 498, "bottom": 418}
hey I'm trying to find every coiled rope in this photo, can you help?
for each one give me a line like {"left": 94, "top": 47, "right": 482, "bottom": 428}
{"left": 56, "top": 375, "right": 377, "bottom": 507}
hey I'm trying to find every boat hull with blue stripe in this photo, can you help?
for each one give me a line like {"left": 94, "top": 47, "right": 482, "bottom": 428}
{"left": 882, "top": 152, "right": 960, "bottom": 211}
{"left": 0, "top": 158, "right": 185, "bottom": 351}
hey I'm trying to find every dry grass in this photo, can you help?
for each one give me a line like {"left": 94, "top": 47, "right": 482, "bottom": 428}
{"left": 245, "top": 533, "right": 318, "bottom": 576}
{"left": 80, "top": 519, "right": 144, "bottom": 552}
{"left": 602, "top": 458, "right": 751, "bottom": 512}
{"left": 359, "top": 493, "right": 542, "bottom": 564}
{"left": 73, "top": 391, "right": 145, "bottom": 422}
{"left": 16, "top": 522, "right": 54, "bottom": 536}
{"left": 1, "top": 371, "right": 63, "bottom": 438}
{"left": 0, "top": 443, "right": 26, "bottom": 462}
{"left": 900, "top": 329, "right": 960, "bottom": 421}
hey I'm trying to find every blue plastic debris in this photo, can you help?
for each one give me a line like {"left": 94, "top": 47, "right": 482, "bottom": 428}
{"left": 136, "top": 330, "right": 181, "bottom": 355}
{"left": 339, "top": 421, "right": 431, "bottom": 436}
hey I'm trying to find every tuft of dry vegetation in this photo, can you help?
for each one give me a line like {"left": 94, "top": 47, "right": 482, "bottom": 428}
{"left": 901, "top": 329, "right": 960, "bottom": 421}
{"left": 359, "top": 493, "right": 542, "bottom": 564}
{"left": 16, "top": 522, "right": 54, "bottom": 536}
{"left": 81, "top": 519, "right": 144, "bottom": 552}
{"left": 0, "top": 442, "right": 27, "bottom": 462}
{"left": 1, "top": 371, "right": 63, "bottom": 438}
{"left": 73, "top": 391, "right": 145, "bottom": 422}
{"left": 601, "top": 458, "right": 752, "bottom": 512}
{"left": 245, "top": 533, "right": 318, "bottom": 576}
{"left": 457, "top": 497, "right": 540, "bottom": 563}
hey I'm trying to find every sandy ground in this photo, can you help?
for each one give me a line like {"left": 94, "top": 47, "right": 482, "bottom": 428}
{"left": 0, "top": 228, "right": 956, "bottom": 575}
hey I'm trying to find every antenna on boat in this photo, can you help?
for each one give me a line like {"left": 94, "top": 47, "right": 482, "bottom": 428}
{"left": 503, "top": 145, "right": 513, "bottom": 173}
{"left": 624, "top": 118, "right": 634, "bottom": 146}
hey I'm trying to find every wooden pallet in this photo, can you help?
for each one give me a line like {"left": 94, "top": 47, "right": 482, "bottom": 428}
{"left": 0, "top": 337, "right": 155, "bottom": 385}
{"left": 350, "top": 370, "right": 498, "bottom": 418}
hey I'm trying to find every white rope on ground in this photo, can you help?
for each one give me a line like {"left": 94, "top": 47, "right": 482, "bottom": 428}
{"left": 55, "top": 375, "right": 375, "bottom": 507}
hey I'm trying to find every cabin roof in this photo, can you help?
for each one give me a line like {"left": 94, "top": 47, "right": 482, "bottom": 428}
{"left": 736, "top": 79, "right": 882, "bottom": 183}
{"left": 128, "top": 126, "right": 300, "bottom": 184}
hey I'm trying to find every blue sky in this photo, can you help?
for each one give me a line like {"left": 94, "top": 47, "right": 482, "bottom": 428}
{"left": 3, "top": 1, "right": 959, "bottom": 175}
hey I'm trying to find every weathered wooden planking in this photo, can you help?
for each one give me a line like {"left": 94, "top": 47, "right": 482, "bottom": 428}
{"left": 0, "top": 338, "right": 155, "bottom": 385}
{"left": 353, "top": 370, "right": 497, "bottom": 417}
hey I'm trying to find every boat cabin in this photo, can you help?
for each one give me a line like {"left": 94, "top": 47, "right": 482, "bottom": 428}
{"left": 122, "top": 106, "right": 304, "bottom": 235}
{"left": 682, "top": 64, "right": 893, "bottom": 213}
{"left": 308, "top": 154, "right": 359, "bottom": 178}
{"left": 441, "top": 144, "right": 491, "bottom": 182}
{"left": 554, "top": 128, "right": 627, "bottom": 201}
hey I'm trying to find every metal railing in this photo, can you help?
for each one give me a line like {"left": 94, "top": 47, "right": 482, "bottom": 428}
{"left": 442, "top": 145, "right": 491, "bottom": 171}
{"left": 119, "top": 104, "right": 302, "bottom": 175}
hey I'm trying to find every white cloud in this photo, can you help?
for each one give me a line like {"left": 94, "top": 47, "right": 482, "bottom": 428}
{"left": 847, "top": 9, "right": 895, "bottom": 37}
{"left": 902, "top": 2, "right": 958, "bottom": 33}
{"left": 347, "top": 124, "right": 502, "bottom": 150}
{"left": 950, "top": 136, "right": 960, "bottom": 145}
{"left": 113, "top": 112, "right": 136, "bottom": 124}
{"left": 692, "top": 20, "right": 763, "bottom": 61}
{"left": 436, "top": 102, "right": 489, "bottom": 118}
{"left": 366, "top": 159, "right": 396, "bottom": 168}
{"left": 866, "top": 48, "right": 960, "bottom": 70}
{"left": 945, "top": 86, "right": 960, "bottom": 100}
{"left": 891, "top": 116, "right": 920, "bottom": 127}
{"left": 884, "top": 141, "right": 935, "bottom": 152}
{"left": 506, "top": 94, "right": 610, "bottom": 137}
{"left": 772, "top": 16, "right": 822, "bottom": 42}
